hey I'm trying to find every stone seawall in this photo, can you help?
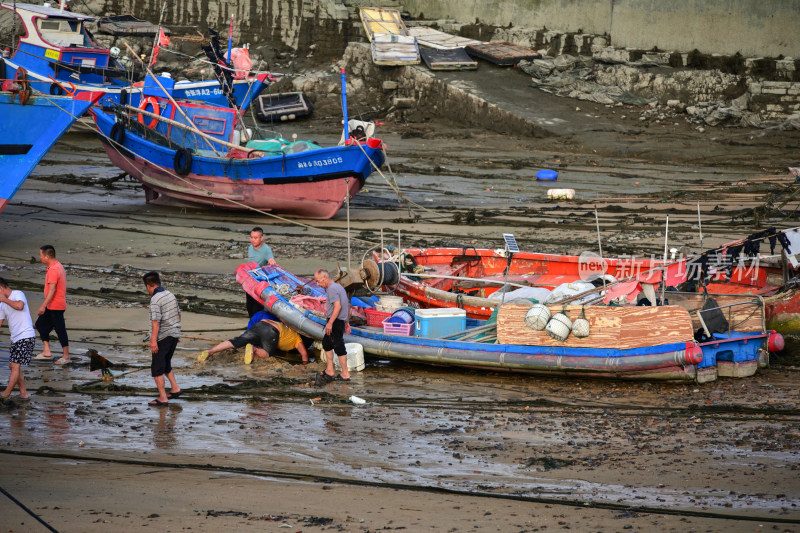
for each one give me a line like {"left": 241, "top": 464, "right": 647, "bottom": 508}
{"left": 402, "top": 0, "right": 800, "bottom": 58}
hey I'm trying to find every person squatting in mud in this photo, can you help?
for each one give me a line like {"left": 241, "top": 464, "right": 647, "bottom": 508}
{"left": 143, "top": 271, "right": 182, "bottom": 406}
{"left": 198, "top": 310, "right": 310, "bottom": 364}
{"left": 314, "top": 268, "right": 351, "bottom": 385}
{"left": 0, "top": 277, "right": 35, "bottom": 401}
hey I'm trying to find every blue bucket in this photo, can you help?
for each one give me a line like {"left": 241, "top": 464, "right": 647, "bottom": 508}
{"left": 387, "top": 308, "right": 414, "bottom": 324}
{"left": 536, "top": 169, "right": 558, "bottom": 181}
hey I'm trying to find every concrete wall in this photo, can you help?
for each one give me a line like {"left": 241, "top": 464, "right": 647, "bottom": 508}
{"left": 401, "top": 0, "right": 800, "bottom": 58}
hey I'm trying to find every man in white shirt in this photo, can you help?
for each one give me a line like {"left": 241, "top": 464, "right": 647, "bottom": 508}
{"left": 0, "top": 277, "right": 36, "bottom": 401}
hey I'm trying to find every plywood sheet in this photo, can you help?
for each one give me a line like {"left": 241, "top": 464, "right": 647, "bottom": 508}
{"left": 408, "top": 26, "right": 481, "bottom": 50}
{"left": 466, "top": 41, "right": 541, "bottom": 66}
{"left": 496, "top": 303, "right": 694, "bottom": 349}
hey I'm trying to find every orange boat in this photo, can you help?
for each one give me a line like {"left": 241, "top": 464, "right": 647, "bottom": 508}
{"left": 378, "top": 235, "right": 799, "bottom": 338}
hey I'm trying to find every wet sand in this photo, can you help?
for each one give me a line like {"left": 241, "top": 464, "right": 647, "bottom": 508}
{"left": 1, "top": 104, "right": 799, "bottom": 532}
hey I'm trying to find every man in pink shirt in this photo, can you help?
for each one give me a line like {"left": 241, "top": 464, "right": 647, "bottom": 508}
{"left": 33, "top": 245, "right": 70, "bottom": 364}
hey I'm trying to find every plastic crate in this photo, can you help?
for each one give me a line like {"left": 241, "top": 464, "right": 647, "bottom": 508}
{"left": 382, "top": 318, "right": 414, "bottom": 336}
{"left": 365, "top": 307, "right": 392, "bottom": 327}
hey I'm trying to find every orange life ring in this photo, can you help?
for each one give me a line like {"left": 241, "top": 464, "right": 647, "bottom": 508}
{"left": 137, "top": 96, "right": 160, "bottom": 128}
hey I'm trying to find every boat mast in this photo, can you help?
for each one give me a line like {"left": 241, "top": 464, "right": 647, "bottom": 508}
{"left": 148, "top": 0, "right": 169, "bottom": 68}
{"left": 341, "top": 68, "right": 349, "bottom": 142}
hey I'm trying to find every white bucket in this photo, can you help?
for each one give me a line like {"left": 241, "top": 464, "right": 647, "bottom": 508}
{"left": 333, "top": 342, "right": 366, "bottom": 372}
{"left": 378, "top": 295, "right": 404, "bottom": 312}
{"left": 547, "top": 188, "right": 575, "bottom": 200}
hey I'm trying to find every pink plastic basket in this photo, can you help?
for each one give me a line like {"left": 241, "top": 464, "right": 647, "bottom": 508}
{"left": 382, "top": 318, "right": 414, "bottom": 336}
{"left": 365, "top": 307, "right": 392, "bottom": 327}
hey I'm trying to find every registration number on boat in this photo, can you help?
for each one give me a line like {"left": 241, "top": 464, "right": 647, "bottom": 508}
{"left": 297, "top": 157, "right": 343, "bottom": 169}
{"left": 183, "top": 88, "right": 223, "bottom": 97}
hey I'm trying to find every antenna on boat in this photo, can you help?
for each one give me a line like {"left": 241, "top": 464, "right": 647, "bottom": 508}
{"left": 594, "top": 205, "right": 606, "bottom": 293}
{"left": 501, "top": 233, "right": 519, "bottom": 306}
{"left": 697, "top": 201, "right": 704, "bottom": 250}
{"left": 341, "top": 68, "right": 349, "bottom": 142}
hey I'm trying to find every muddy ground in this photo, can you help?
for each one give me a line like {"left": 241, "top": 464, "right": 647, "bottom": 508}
{"left": 0, "top": 85, "right": 799, "bottom": 532}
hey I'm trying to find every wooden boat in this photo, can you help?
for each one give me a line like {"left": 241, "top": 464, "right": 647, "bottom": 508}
{"left": 236, "top": 262, "right": 782, "bottom": 382}
{"left": 380, "top": 238, "right": 800, "bottom": 338}
{"left": 90, "top": 83, "right": 386, "bottom": 218}
{"left": 0, "top": 2, "right": 270, "bottom": 108}
{"left": 359, "top": 7, "right": 420, "bottom": 66}
{"left": 0, "top": 76, "right": 101, "bottom": 213}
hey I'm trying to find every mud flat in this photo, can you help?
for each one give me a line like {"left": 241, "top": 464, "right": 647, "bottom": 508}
{"left": 0, "top": 99, "right": 799, "bottom": 531}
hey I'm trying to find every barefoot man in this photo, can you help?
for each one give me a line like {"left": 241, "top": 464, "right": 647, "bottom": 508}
{"left": 34, "top": 245, "right": 70, "bottom": 364}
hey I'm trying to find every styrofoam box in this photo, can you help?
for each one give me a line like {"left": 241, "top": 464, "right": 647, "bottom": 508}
{"left": 414, "top": 308, "right": 467, "bottom": 338}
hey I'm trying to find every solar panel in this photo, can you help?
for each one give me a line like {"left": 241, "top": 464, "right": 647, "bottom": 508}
{"left": 503, "top": 233, "right": 520, "bottom": 253}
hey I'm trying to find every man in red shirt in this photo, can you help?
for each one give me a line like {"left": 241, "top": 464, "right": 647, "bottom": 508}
{"left": 33, "top": 245, "right": 70, "bottom": 364}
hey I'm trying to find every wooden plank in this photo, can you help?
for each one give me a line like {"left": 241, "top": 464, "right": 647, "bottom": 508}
{"left": 466, "top": 41, "right": 541, "bottom": 66}
{"left": 408, "top": 26, "right": 481, "bottom": 50}
{"left": 371, "top": 34, "right": 420, "bottom": 65}
{"left": 668, "top": 293, "right": 764, "bottom": 333}
{"left": 496, "top": 303, "right": 694, "bottom": 349}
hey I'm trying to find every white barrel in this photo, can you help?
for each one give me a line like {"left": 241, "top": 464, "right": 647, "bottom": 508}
{"left": 334, "top": 342, "right": 366, "bottom": 372}
{"left": 378, "top": 295, "right": 404, "bottom": 312}
{"left": 545, "top": 313, "right": 573, "bottom": 341}
{"left": 524, "top": 304, "right": 551, "bottom": 331}
{"left": 547, "top": 189, "right": 575, "bottom": 200}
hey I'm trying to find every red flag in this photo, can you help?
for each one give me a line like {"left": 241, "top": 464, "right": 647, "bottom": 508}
{"left": 158, "top": 28, "right": 170, "bottom": 47}
{"left": 149, "top": 29, "right": 170, "bottom": 67}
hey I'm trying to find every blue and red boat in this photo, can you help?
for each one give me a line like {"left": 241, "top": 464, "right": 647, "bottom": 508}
{"left": 236, "top": 262, "right": 782, "bottom": 383}
{"left": 0, "top": 2, "right": 270, "bottom": 109}
{"left": 0, "top": 72, "right": 101, "bottom": 213}
{"left": 90, "top": 78, "right": 386, "bottom": 218}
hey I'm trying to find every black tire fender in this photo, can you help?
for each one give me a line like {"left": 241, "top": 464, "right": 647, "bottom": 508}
{"left": 120, "top": 89, "right": 128, "bottom": 106}
{"left": 49, "top": 82, "right": 64, "bottom": 96}
{"left": 110, "top": 122, "right": 126, "bottom": 145}
{"left": 173, "top": 148, "right": 193, "bottom": 176}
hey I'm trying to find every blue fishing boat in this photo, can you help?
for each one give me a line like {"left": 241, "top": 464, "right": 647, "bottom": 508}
{"left": 90, "top": 83, "right": 386, "bottom": 218}
{"left": 235, "top": 262, "right": 782, "bottom": 382}
{"left": 0, "top": 79, "right": 101, "bottom": 212}
{"left": 0, "top": 3, "right": 270, "bottom": 109}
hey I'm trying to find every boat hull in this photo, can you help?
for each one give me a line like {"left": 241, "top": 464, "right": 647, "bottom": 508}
{"left": 0, "top": 91, "right": 100, "bottom": 212}
{"left": 102, "top": 142, "right": 365, "bottom": 218}
{"left": 92, "top": 107, "right": 385, "bottom": 219}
